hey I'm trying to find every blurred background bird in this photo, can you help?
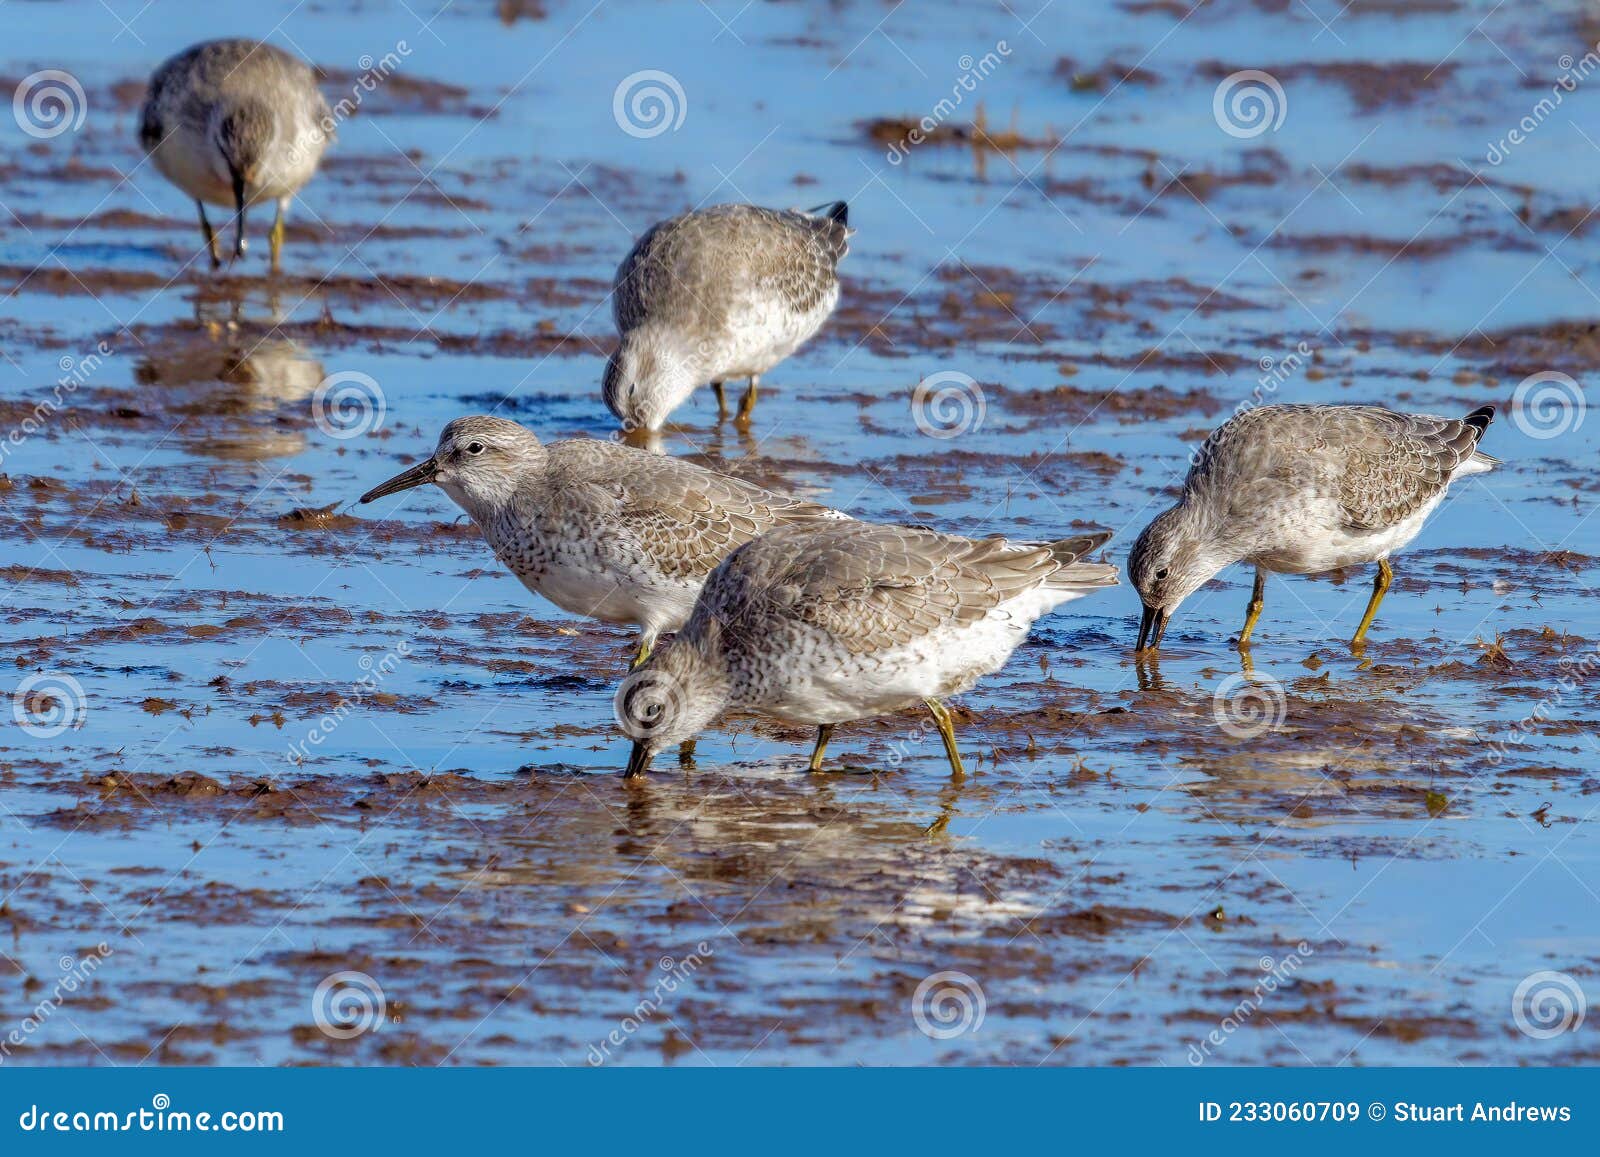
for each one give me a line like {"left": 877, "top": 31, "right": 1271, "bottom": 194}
{"left": 139, "top": 38, "right": 333, "bottom": 272}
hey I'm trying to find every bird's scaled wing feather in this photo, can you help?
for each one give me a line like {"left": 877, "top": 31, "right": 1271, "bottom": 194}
{"left": 1334, "top": 408, "right": 1486, "bottom": 530}
{"left": 562, "top": 442, "right": 839, "bottom": 580}
{"left": 1190, "top": 405, "right": 1488, "bottom": 531}
{"left": 739, "top": 524, "right": 1061, "bottom": 655}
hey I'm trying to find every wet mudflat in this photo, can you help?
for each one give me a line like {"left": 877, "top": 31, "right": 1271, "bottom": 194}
{"left": 0, "top": 0, "right": 1597, "bottom": 1065}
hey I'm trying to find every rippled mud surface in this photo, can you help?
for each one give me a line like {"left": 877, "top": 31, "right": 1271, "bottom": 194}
{"left": 1, "top": 0, "right": 1597, "bottom": 1066}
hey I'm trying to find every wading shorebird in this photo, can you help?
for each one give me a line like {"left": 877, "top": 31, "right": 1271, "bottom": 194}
{"left": 358, "top": 416, "right": 848, "bottom": 668}
{"left": 603, "top": 201, "right": 850, "bottom": 432}
{"left": 1129, "top": 403, "right": 1497, "bottom": 653}
{"left": 139, "top": 39, "right": 333, "bottom": 272}
{"left": 615, "top": 521, "right": 1117, "bottom": 778}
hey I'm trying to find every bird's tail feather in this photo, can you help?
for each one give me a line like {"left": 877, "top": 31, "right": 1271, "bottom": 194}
{"left": 807, "top": 200, "right": 848, "bottom": 226}
{"left": 1046, "top": 530, "right": 1118, "bottom": 588}
{"left": 1463, "top": 404, "right": 1495, "bottom": 439}
{"left": 1462, "top": 404, "right": 1498, "bottom": 469}
{"left": 1047, "top": 530, "right": 1113, "bottom": 565}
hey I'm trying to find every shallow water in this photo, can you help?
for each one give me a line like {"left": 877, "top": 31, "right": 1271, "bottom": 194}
{"left": 0, "top": 0, "right": 1596, "bottom": 1066}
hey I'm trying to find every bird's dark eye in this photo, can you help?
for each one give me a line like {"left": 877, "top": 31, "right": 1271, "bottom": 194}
{"left": 465, "top": 441, "right": 485, "bottom": 455}
{"left": 643, "top": 703, "right": 662, "bottom": 720}
{"left": 1155, "top": 567, "right": 1170, "bottom": 581}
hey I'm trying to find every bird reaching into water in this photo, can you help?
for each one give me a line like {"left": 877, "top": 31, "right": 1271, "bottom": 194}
{"left": 603, "top": 201, "right": 850, "bottom": 433}
{"left": 616, "top": 521, "right": 1117, "bottom": 778}
{"left": 358, "top": 415, "right": 848, "bottom": 668}
{"left": 139, "top": 39, "right": 333, "bottom": 272}
{"left": 1129, "top": 403, "right": 1497, "bottom": 653}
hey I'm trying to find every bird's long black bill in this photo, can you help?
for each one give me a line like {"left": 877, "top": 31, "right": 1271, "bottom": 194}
{"left": 624, "top": 741, "right": 655, "bottom": 779}
{"left": 359, "top": 458, "right": 437, "bottom": 504}
{"left": 1136, "top": 604, "right": 1168, "bottom": 652}
{"left": 231, "top": 174, "right": 248, "bottom": 261}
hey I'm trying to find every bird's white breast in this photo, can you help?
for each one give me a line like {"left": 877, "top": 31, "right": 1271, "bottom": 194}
{"left": 149, "top": 127, "right": 233, "bottom": 205}
{"left": 708, "top": 284, "right": 839, "bottom": 380}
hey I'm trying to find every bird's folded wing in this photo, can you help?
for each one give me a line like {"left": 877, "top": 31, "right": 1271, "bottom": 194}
{"left": 1335, "top": 408, "right": 1485, "bottom": 530}
{"left": 748, "top": 211, "right": 845, "bottom": 314}
{"left": 565, "top": 446, "right": 839, "bottom": 579}
{"left": 738, "top": 524, "right": 1059, "bottom": 655}
{"left": 615, "top": 207, "right": 843, "bottom": 331}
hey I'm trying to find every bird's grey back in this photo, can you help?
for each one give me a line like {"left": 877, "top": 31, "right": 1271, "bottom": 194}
{"left": 141, "top": 39, "right": 329, "bottom": 149}
{"left": 612, "top": 204, "right": 848, "bottom": 334}
{"left": 691, "top": 521, "right": 1110, "bottom": 656}
{"left": 1187, "top": 403, "right": 1493, "bottom": 530}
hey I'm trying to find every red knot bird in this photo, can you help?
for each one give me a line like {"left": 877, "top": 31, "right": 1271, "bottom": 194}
{"left": 358, "top": 415, "right": 848, "bottom": 668}
{"left": 615, "top": 521, "right": 1117, "bottom": 778}
{"left": 603, "top": 201, "right": 850, "bottom": 432}
{"left": 1130, "top": 403, "right": 1497, "bottom": 653}
{"left": 139, "top": 39, "right": 333, "bottom": 272}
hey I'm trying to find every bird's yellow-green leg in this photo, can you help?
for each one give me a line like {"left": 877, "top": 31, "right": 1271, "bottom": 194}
{"left": 1350, "top": 558, "right": 1393, "bottom": 647}
{"left": 197, "top": 201, "right": 222, "bottom": 268}
{"left": 923, "top": 698, "right": 965, "bottom": 779}
{"left": 807, "top": 724, "right": 834, "bottom": 772}
{"left": 712, "top": 380, "right": 727, "bottom": 417}
{"left": 1238, "top": 567, "right": 1267, "bottom": 648}
{"left": 269, "top": 200, "right": 287, "bottom": 274}
{"left": 736, "top": 374, "right": 759, "bottom": 423}
{"left": 630, "top": 639, "right": 653, "bottom": 671}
